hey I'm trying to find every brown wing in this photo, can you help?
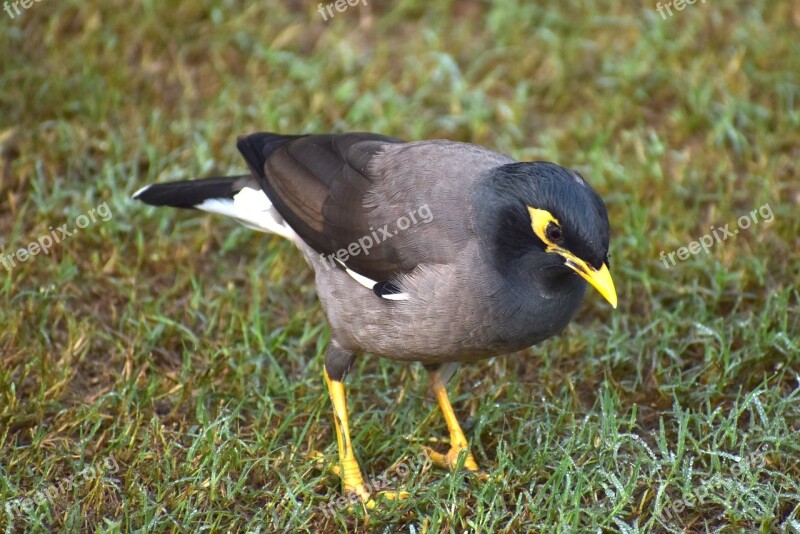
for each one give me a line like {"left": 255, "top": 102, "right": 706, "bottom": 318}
{"left": 236, "top": 132, "right": 408, "bottom": 279}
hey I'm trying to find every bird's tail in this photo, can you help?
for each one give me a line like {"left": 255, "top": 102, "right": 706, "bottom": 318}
{"left": 133, "top": 175, "right": 298, "bottom": 241}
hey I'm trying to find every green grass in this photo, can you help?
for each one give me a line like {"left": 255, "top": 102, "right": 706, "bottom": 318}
{"left": 1, "top": 0, "right": 799, "bottom": 531}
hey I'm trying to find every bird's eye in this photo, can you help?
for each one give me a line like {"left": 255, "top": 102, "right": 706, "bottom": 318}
{"left": 546, "top": 223, "right": 563, "bottom": 243}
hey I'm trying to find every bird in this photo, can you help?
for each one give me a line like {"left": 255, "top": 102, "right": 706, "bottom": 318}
{"left": 133, "top": 132, "right": 617, "bottom": 506}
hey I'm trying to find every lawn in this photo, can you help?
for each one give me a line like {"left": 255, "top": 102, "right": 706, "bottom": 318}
{"left": 1, "top": 0, "right": 799, "bottom": 532}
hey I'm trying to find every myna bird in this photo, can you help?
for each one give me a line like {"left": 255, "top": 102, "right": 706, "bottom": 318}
{"left": 133, "top": 132, "right": 617, "bottom": 505}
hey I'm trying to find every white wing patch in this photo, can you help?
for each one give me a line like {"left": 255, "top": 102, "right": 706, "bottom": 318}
{"left": 187, "top": 186, "right": 409, "bottom": 301}
{"left": 196, "top": 187, "right": 299, "bottom": 243}
{"left": 332, "top": 258, "right": 410, "bottom": 301}
{"left": 380, "top": 291, "right": 411, "bottom": 302}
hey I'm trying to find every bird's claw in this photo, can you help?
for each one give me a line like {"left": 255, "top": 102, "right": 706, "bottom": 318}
{"left": 423, "top": 445, "right": 481, "bottom": 473}
{"left": 310, "top": 450, "right": 409, "bottom": 513}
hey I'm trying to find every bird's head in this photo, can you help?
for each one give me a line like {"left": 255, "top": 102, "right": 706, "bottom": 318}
{"left": 478, "top": 161, "right": 617, "bottom": 309}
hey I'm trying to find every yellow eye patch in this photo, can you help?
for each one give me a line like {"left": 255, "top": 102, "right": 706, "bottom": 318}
{"left": 527, "top": 207, "right": 562, "bottom": 249}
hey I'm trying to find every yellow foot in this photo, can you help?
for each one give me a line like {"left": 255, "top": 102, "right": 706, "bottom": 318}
{"left": 362, "top": 488, "right": 411, "bottom": 507}
{"left": 310, "top": 450, "right": 410, "bottom": 512}
{"left": 424, "top": 445, "right": 479, "bottom": 471}
{"left": 317, "top": 487, "right": 410, "bottom": 517}
{"left": 423, "top": 446, "right": 491, "bottom": 480}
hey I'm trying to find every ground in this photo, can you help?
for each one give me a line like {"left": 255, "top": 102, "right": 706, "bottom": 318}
{"left": 1, "top": 0, "right": 799, "bottom": 532}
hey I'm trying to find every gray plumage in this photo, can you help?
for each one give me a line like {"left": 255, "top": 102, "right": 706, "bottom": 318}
{"left": 135, "top": 132, "right": 612, "bottom": 379}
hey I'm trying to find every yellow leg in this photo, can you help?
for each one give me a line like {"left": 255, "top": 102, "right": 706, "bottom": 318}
{"left": 324, "top": 368, "right": 372, "bottom": 503}
{"left": 426, "top": 370, "right": 481, "bottom": 472}
{"left": 322, "top": 369, "right": 409, "bottom": 509}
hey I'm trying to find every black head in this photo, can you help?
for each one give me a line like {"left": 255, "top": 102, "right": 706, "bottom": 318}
{"left": 476, "top": 161, "right": 617, "bottom": 308}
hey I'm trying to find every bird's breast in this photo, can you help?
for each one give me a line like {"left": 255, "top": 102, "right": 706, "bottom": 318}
{"left": 309, "top": 246, "right": 587, "bottom": 363}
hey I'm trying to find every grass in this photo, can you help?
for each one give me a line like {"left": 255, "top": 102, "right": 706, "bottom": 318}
{"left": 1, "top": 0, "right": 799, "bottom": 531}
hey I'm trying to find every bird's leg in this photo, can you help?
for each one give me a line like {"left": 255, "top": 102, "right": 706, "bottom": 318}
{"left": 424, "top": 364, "right": 481, "bottom": 472}
{"left": 320, "top": 346, "right": 408, "bottom": 509}
{"left": 323, "top": 367, "right": 373, "bottom": 503}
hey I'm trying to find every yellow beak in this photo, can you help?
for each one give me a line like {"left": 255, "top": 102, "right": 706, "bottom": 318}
{"left": 560, "top": 252, "right": 618, "bottom": 309}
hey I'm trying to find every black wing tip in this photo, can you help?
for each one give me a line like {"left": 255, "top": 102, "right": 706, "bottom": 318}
{"left": 132, "top": 184, "right": 150, "bottom": 200}
{"left": 132, "top": 183, "right": 198, "bottom": 209}
{"left": 132, "top": 177, "right": 245, "bottom": 209}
